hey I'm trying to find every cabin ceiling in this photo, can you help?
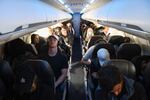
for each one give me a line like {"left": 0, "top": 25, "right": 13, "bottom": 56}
{"left": 41, "top": 0, "right": 111, "bottom": 13}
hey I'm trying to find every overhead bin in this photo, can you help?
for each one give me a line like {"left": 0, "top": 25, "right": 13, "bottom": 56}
{"left": 82, "top": 0, "right": 150, "bottom": 39}
{"left": 0, "top": 0, "right": 71, "bottom": 44}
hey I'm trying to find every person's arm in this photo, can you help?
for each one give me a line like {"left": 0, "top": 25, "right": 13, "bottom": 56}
{"left": 81, "top": 45, "right": 95, "bottom": 65}
{"left": 81, "top": 59, "right": 91, "bottom": 65}
{"left": 55, "top": 68, "right": 68, "bottom": 88}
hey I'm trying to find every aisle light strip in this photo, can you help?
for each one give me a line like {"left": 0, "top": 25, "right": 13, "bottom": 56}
{"left": 58, "top": 0, "right": 64, "bottom": 4}
{"left": 80, "top": 0, "right": 95, "bottom": 13}
{"left": 90, "top": 0, "right": 95, "bottom": 4}
{"left": 57, "top": 0, "right": 73, "bottom": 13}
{"left": 67, "top": 8, "right": 73, "bottom": 13}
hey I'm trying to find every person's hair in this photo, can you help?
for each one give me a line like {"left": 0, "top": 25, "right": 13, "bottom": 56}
{"left": 94, "top": 26, "right": 105, "bottom": 36}
{"left": 124, "top": 37, "right": 131, "bottom": 43}
{"left": 56, "top": 27, "right": 62, "bottom": 31}
{"left": 98, "top": 65, "right": 123, "bottom": 91}
{"left": 31, "top": 34, "right": 39, "bottom": 44}
{"left": 96, "top": 26, "right": 105, "bottom": 31}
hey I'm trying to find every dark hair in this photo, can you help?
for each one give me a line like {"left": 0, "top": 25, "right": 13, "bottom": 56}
{"left": 31, "top": 34, "right": 39, "bottom": 44}
{"left": 94, "top": 26, "right": 106, "bottom": 36}
{"left": 98, "top": 65, "right": 123, "bottom": 91}
{"left": 95, "top": 26, "right": 105, "bottom": 31}
{"left": 124, "top": 37, "right": 130, "bottom": 43}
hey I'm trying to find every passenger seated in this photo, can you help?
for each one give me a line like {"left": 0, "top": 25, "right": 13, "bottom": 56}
{"left": 40, "top": 35, "right": 68, "bottom": 100}
{"left": 53, "top": 27, "right": 71, "bottom": 61}
{"left": 58, "top": 37, "right": 71, "bottom": 61}
{"left": 66, "top": 23, "right": 75, "bottom": 46}
{"left": 95, "top": 65, "right": 148, "bottom": 100}
{"left": 31, "top": 34, "right": 45, "bottom": 55}
{"left": 123, "top": 37, "right": 131, "bottom": 43}
{"left": 84, "top": 24, "right": 94, "bottom": 46}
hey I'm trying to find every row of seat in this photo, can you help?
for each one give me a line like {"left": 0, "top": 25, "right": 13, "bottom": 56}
{"left": 0, "top": 60, "right": 55, "bottom": 100}
{"left": 91, "top": 42, "right": 141, "bottom": 61}
{"left": 87, "top": 58, "right": 150, "bottom": 99}
{"left": 85, "top": 34, "right": 150, "bottom": 99}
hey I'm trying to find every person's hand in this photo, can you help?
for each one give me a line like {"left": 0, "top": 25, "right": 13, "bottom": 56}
{"left": 55, "top": 82, "right": 58, "bottom": 88}
{"left": 80, "top": 59, "right": 91, "bottom": 65}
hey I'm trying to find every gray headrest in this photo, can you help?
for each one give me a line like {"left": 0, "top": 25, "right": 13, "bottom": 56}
{"left": 106, "top": 59, "right": 136, "bottom": 79}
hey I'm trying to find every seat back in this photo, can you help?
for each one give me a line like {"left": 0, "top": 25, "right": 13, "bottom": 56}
{"left": 106, "top": 59, "right": 136, "bottom": 79}
{"left": 131, "top": 55, "right": 150, "bottom": 78}
{"left": 88, "top": 35, "right": 106, "bottom": 48}
{"left": 92, "top": 43, "right": 116, "bottom": 59}
{"left": 117, "top": 43, "right": 141, "bottom": 60}
{"left": 143, "top": 62, "right": 150, "bottom": 99}
{"left": 0, "top": 78, "right": 6, "bottom": 100}
{"left": 0, "top": 60, "right": 14, "bottom": 89}
{"left": 0, "top": 60, "right": 14, "bottom": 100}
{"left": 108, "top": 35, "right": 124, "bottom": 46}
{"left": 14, "top": 60, "right": 55, "bottom": 100}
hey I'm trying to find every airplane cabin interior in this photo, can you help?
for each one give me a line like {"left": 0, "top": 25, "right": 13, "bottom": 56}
{"left": 0, "top": 0, "right": 150, "bottom": 100}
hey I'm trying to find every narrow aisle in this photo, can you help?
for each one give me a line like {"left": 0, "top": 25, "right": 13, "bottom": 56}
{"left": 68, "top": 37, "right": 86, "bottom": 100}
{"left": 71, "top": 37, "right": 82, "bottom": 63}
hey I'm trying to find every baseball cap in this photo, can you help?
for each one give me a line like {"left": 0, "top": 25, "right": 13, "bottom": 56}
{"left": 48, "top": 34, "right": 59, "bottom": 41}
{"left": 97, "top": 48, "right": 110, "bottom": 66}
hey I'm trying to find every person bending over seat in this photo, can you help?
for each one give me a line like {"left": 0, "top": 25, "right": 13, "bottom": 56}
{"left": 87, "top": 48, "right": 111, "bottom": 95}
{"left": 95, "top": 65, "right": 147, "bottom": 100}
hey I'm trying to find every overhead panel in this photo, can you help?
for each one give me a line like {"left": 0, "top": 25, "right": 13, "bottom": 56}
{"left": 82, "top": 0, "right": 150, "bottom": 39}
{"left": 0, "top": 0, "right": 72, "bottom": 44}
{"left": 64, "top": 0, "right": 87, "bottom": 13}
{"left": 42, "top": 0, "right": 111, "bottom": 14}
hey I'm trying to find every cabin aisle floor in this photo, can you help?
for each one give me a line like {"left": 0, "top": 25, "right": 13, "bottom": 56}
{"left": 68, "top": 37, "right": 86, "bottom": 100}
